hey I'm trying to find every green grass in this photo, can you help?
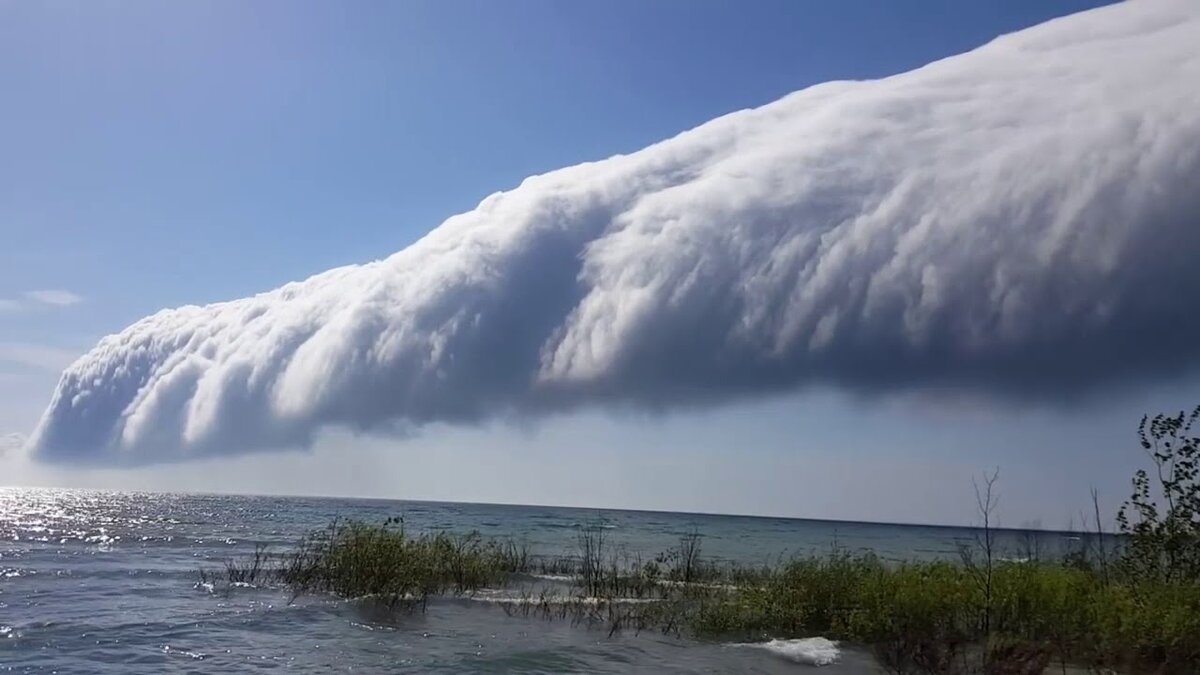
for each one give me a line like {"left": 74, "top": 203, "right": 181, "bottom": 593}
{"left": 203, "top": 517, "right": 529, "bottom": 607}
{"left": 204, "top": 520, "right": 1200, "bottom": 674}
{"left": 693, "top": 553, "right": 1200, "bottom": 674}
{"left": 200, "top": 407, "right": 1200, "bottom": 673}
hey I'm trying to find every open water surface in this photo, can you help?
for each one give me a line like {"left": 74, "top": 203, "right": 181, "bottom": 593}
{"left": 0, "top": 487, "right": 1093, "bottom": 673}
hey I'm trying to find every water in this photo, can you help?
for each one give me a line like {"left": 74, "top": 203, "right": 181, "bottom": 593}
{"left": 0, "top": 487, "right": 1092, "bottom": 673}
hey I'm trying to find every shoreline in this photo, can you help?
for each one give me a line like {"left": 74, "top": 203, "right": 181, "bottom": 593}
{"left": 203, "top": 518, "right": 1189, "bottom": 674}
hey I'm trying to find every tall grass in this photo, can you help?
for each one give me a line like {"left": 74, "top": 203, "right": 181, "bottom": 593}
{"left": 197, "top": 405, "right": 1200, "bottom": 673}
{"left": 691, "top": 551, "right": 1200, "bottom": 673}
{"left": 204, "top": 520, "right": 1199, "bottom": 673}
{"left": 204, "top": 517, "right": 530, "bottom": 607}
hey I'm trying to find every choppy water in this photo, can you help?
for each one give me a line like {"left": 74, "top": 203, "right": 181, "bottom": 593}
{"left": 0, "top": 487, "right": 1094, "bottom": 673}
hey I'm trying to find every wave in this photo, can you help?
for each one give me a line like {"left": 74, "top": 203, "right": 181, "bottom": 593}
{"left": 161, "top": 644, "right": 208, "bottom": 660}
{"left": 730, "top": 637, "right": 840, "bottom": 667}
{"left": 525, "top": 573, "right": 575, "bottom": 582}
{"left": 465, "top": 591, "right": 660, "bottom": 606}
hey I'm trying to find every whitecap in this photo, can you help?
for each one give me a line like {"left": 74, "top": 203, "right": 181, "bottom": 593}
{"left": 732, "top": 637, "right": 840, "bottom": 667}
{"left": 527, "top": 573, "right": 575, "bottom": 582}
{"left": 162, "top": 645, "right": 207, "bottom": 660}
{"left": 466, "top": 592, "right": 659, "bottom": 606}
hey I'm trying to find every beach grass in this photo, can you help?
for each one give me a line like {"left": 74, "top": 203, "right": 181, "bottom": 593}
{"left": 203, "top": 517, "right": 529, "bottom": 606}
{"left": 695, "top": 552, "right": 1200, "bottom": 674}
{"left": 204, "top": 521, "right": 1199, "bottom": 674}
{"left": 203, "top": 406, "right": 1200, "bottom": 674}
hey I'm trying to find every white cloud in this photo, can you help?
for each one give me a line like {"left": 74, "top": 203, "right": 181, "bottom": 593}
{"left": 24, "top": 290, "right": 83, "bottom": 307}
{"left": 0, "top": 343, "right": 82, "bottom": 372}
{"left": 26, "top": 0, "right": 1200, "bottom": 465}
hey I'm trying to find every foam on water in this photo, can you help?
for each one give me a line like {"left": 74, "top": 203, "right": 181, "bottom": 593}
{"left": 466, "top": 591, "right": 660, "bottom": 606}
{"left": 732, "top": 637, "right": 841, "bottom": 667}
{"left": 526, "top": 573, "right": 575, "bottom": 582}
{"left": 162, "top": 644, "right": 209, "bottom": 660}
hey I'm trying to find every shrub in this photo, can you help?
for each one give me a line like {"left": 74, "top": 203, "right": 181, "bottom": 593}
{"left": 1117, "top": 405, "right": 1200, "bottom": 583}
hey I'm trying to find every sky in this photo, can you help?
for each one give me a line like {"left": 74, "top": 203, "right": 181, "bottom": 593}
{"left": 3, "top": 0, "right": 1197, "bottom": 528}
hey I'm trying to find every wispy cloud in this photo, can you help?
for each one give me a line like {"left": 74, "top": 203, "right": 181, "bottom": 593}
{"left": 0, "top": 290, "right": 85, "bottom": 312}
{"left": 0, "top": 432, "right": 27, "bottom": 458}
{"left": 24, "top": 290, "right": 83, "bottom": 307}
{"left": 26, "top": 0, "right": 1200, "bottom": 466}
{"left": 0, "top": 343, "right": 82, "bottom": 372}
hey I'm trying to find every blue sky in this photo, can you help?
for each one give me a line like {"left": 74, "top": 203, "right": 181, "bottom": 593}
{"left": 7, "top": 0, "right": 1194, "bottom": 527}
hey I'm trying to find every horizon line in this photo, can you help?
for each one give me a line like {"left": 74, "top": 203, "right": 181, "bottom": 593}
{"left": 0, "top": 482, "right": 1113, "bottom": 536}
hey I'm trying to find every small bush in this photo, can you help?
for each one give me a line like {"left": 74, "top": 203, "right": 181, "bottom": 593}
{"left": 1117, "top": 406, "right": 1200, "bottom": 584}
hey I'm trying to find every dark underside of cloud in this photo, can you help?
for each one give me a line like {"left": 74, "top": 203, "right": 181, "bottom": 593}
{"left": 29, "top": 0, "right": 1200, "bottom": 465}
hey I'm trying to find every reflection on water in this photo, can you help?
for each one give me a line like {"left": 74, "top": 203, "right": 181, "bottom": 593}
{"left": 0, "top": 487, "right": 1096, "bottom": 673}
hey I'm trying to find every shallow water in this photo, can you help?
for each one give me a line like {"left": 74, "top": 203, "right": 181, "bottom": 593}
{"left": 0, "top": 487, "right": 1092, "bottom": 673}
